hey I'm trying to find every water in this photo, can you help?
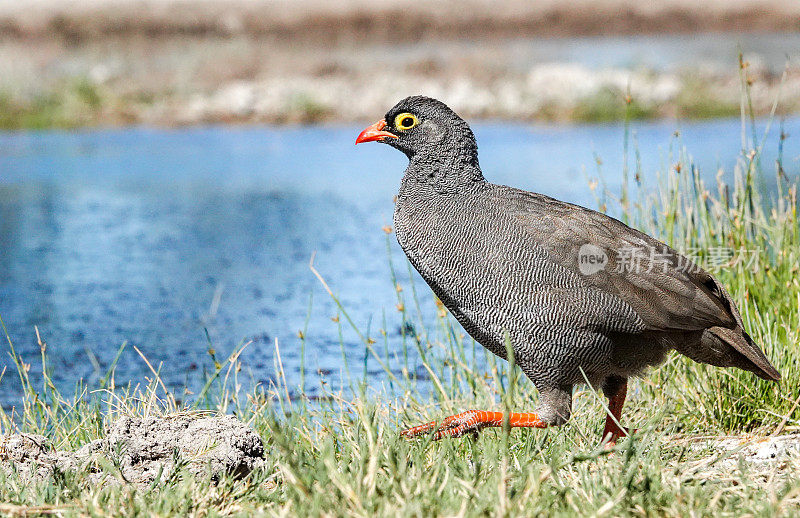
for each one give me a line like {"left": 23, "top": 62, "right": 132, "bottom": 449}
{"left": 0, "top": 118, "right": 798, "bottom": 406}
{"left": 388, "top": 32, "right": 800, "bottom": 74}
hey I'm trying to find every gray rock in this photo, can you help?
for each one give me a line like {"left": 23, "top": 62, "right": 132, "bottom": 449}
{"left": 0, "top": 414, "right": 265, "bottom": 486}
{"left": 107, "top": 414, "right": 265, "bottom": 484}
{"left": 1, "top": 433, "right": 52, "bottom": 463}
{"left": 0, "top": 433, "right": 58, "bottom": 481}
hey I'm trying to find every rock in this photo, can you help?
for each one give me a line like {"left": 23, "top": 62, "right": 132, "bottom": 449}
{"left": 0, "top": 433, "right": 58, "bottom": 481}
{"left": 107, "top": 414, "right": 265, "bottom": 484}
{"left": 1, "top": 433, "right": 52, "bottom": 463}
{"left": 53, "top": 439, "right": 106, "bottom": 476}
{"left": 0, "top": 414, "right": 265, "bottom": 486}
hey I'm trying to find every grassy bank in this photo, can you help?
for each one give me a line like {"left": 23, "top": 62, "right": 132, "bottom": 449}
{"left": 0, "top": 79, "right": 109, "bottom": 130}
{"left": 1, "top": 98, "right": 799, "bottom": 515}
{"left": 1, "top": 29, "right": 798, "bottom": 129}
{"left": 0, "top": 69, "right": 783, "bottom": 129}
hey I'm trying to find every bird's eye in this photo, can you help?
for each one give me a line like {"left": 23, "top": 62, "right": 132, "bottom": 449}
{"left": 394, "top": 113, "right": 419, "bottom": 131}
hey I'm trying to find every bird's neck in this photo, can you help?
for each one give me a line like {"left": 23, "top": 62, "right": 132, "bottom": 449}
{"left": 403, "top": 151, "right": 486, "bottom": 195}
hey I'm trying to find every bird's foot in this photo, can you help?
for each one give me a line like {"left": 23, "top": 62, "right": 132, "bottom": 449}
{"left": 401, "top": 410, "right": 547, "bottom": 440}
{"left": 401, "top": 410, "right": 498, "bottom": 440}
{"left": 602, "top": 425, "right": 637, "bottom": 447}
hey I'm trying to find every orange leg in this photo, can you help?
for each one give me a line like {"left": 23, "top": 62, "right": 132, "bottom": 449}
{"left": 602, "top": 380, "right": 635, "bottom": 445}
{"left": 401, "top": 410, "right": 548, "bottom": 440}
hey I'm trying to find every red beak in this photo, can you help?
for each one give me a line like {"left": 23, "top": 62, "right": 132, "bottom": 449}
{"left": 355, "top": 119, "right": 398, "bottom": 144}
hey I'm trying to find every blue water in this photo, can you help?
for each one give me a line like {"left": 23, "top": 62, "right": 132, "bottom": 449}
{"left": 0, "top": 118, "right": 798, "bottom": 405}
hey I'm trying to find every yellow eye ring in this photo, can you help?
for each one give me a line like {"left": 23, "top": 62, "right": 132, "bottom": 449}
{"left": 394, "top": 113, "right": 419, "bottom": 131}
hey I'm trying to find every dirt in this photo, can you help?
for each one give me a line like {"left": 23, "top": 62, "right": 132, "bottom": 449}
{"left": 2, "top": 1, "right": 800, "bottom": 42}
{"left": 0, "top": 414, "right": 265, "bottom": 485}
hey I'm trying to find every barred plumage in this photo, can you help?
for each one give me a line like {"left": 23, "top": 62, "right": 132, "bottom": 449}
{"left": 357, "top": 95, "right": 780, "bottom": 440}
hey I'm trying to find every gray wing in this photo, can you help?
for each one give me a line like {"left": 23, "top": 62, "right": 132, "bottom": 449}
{"left": 493, "top": 186, "right": 737, "bottom": 333}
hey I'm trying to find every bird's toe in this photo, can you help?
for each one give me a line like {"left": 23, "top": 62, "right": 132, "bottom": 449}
{"left": 401, "top": 410, "right": 489, "bottom": 440}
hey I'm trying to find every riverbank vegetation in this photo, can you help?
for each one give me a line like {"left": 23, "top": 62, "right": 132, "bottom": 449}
{"left": 0, "top": 64, "right": 791, "bottom": 129}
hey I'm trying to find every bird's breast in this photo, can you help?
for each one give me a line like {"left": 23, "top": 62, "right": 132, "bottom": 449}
{"left": 393, "top": 194, "right": 557, "bottom": 310}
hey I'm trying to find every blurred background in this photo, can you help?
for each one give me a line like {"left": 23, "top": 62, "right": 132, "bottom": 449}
{"left": 0, "top": 0, "right": 798, "bottom": 406}
{"left": 2, "top": 0, "right": 800, "bottom": 125}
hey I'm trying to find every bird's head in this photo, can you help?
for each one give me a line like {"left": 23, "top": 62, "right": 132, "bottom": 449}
{"left": 355, "top": 96, "right": 478, "bottom": 166}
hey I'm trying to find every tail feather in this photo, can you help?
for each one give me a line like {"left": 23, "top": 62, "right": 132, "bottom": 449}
{"left": 708, "top": 326, "right": 781, "bottom": 381}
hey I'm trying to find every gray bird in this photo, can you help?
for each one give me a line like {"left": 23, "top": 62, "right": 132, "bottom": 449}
{"left": 355, "top": 96, "right": 780, "bottom": 443}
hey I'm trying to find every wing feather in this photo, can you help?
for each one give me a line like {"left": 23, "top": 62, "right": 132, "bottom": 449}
{"left": 494, "top": 187, "right": 736, "bottom": 333}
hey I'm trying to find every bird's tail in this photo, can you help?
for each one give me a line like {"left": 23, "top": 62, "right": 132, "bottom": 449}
{"left": 706, "top": 326, "right": 781, "bottom": 382}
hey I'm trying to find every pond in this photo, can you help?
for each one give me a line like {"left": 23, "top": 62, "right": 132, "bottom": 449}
{"left": 0, "top": 117, "right": 797, "bottom": 405}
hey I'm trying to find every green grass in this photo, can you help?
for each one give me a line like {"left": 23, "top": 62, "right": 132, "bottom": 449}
{"left": 0, "top": 79, "right": 106, "bottom": 130}
{"left": 572, "top": 88, "right": 658, "bottom": 123}
{"left": 0, "top": 79, "right": 799, "bottom": 515}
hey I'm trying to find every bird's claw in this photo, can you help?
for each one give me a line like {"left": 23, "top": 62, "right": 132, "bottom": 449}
{"left": 602, "top": 426, "right": 637, "bottom": 448}
{"left": 401, "top": 410, "right": 488, "bottom": 440}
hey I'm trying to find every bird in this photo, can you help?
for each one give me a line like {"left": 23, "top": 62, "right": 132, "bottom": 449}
{"left": 355, "top": 95, "right": 781, "bottom": 444}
